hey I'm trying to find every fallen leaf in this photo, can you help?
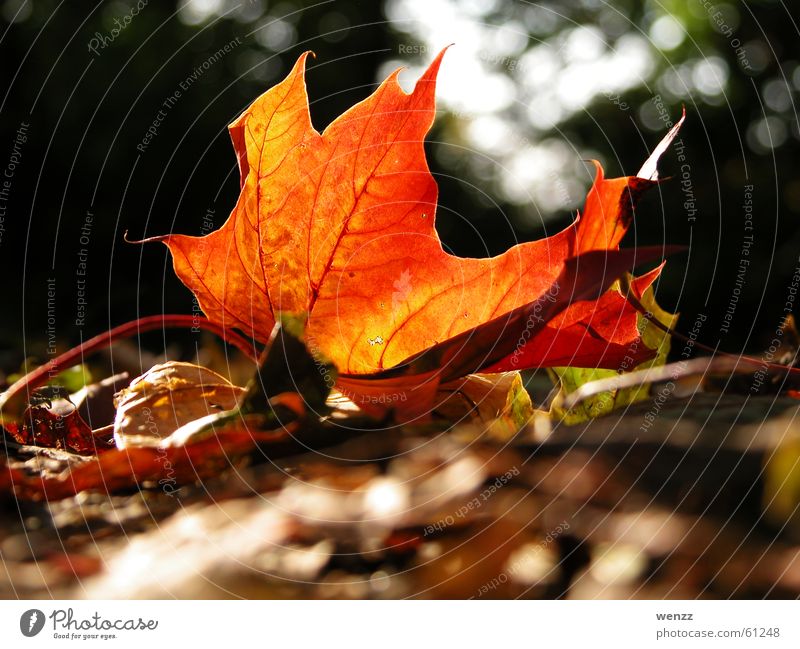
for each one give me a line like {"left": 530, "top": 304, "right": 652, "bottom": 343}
{"left": 148, "top": 49, "right": 677, "bottom": 418}
{"left": 113, "top": 361, "right": 245, "bottom": 449}
{"left": 3, "top": 405, "right": 111, "bottom": 456}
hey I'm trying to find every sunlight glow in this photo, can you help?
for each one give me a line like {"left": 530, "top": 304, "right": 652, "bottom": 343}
{"left": 385, "top": 0, "right": 662, "bottom": 217}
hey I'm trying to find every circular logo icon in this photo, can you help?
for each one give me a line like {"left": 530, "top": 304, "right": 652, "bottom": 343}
{"left": 20, "top": 609, "right": 45, "bottom": 637}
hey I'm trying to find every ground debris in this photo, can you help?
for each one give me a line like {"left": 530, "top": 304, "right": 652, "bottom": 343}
{"left": 2, "top": 390, "right": 799, "bottom": 598}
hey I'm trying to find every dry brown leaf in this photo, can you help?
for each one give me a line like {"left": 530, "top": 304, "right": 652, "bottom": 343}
{"left": 113, "top": 361, "right": 245, "bottom": 449}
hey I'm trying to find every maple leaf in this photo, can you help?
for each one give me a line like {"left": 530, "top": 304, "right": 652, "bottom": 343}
{"left": 149, "top": 50, "right": 679, "bottom": 419}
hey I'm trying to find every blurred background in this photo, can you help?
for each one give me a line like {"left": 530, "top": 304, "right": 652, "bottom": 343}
{"left": 0, "top": 0, "right": 798, "bottom": 376}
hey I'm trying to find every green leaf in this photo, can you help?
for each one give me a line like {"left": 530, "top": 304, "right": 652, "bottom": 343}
{"left": 549, "top": 279, "right": 677, "bottom": 424}
{"left": 7, "top": 363, "right": 92, "bottom": 394}
{"left": 47, "top": 364, "right": 93, "bottom": 393}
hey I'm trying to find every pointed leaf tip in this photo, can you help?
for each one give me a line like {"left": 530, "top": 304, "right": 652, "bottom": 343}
{"left": 637, "top": 110, "right": 686, "bottom": 181}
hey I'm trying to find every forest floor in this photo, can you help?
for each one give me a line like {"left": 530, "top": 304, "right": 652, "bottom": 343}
{"left": 3, "top": 389, "right": 800, "bottom": 600}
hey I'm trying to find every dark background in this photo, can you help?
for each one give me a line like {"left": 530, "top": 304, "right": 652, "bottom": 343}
{"left": 0, "top": 0, "right": 797, "bottom": 376}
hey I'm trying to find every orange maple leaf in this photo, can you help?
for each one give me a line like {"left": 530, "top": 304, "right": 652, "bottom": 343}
{"left": 151, "top": 50, "right": 680, "bottom": 418}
